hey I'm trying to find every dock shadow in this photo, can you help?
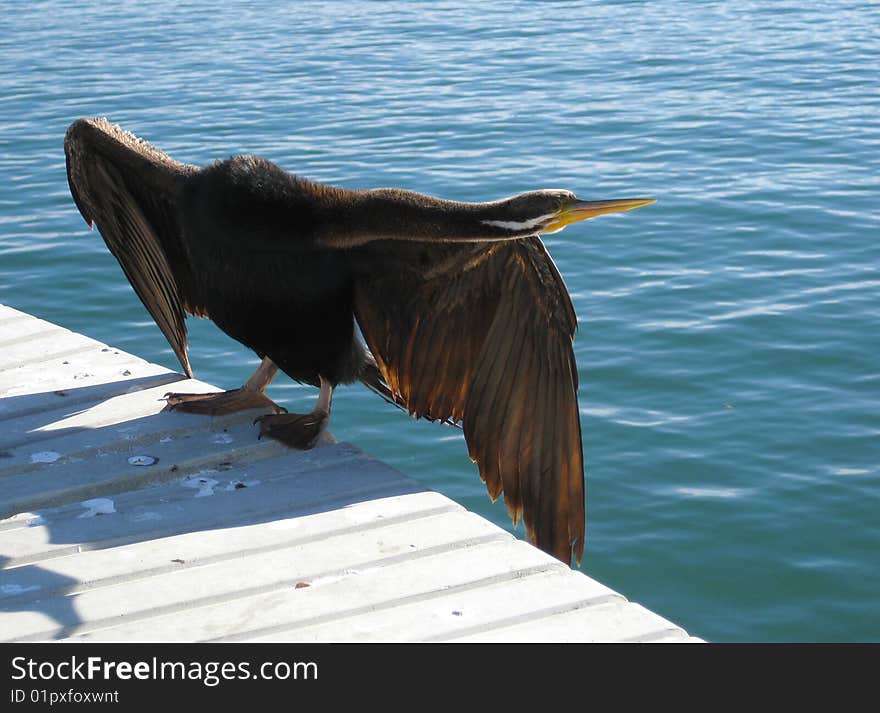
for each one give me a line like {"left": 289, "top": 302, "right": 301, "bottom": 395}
{"left": 1, "top": 376, "right": 428, "bottom": 641}
{"left": 0, "top": 555, "right": 83, "bottom": 640}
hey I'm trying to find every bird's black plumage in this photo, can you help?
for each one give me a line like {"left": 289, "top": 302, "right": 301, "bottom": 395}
{"left": 64, "top": 117, "right": 653, "bottom": 564}
{"left": 177, "top": 155, "right": 370, "bottom": 387}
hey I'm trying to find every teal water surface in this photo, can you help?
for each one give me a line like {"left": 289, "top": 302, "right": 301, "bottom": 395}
{"left": 1, "top": 0, "right": 878, "bottom": 642}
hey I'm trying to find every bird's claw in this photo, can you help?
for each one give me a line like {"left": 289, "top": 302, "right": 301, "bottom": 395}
{"left": 252, "top": 411, "right": 328, "bottom": 450}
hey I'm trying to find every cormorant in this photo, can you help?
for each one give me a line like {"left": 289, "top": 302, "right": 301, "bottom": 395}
{"left": 64, "top": 117, "right": 654, "bottom": 565}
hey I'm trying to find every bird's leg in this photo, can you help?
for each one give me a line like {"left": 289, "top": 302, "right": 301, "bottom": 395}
{"left": 164, "top": 357, "right": 286, "bottom": 416}
{"left": 253, "top": 376, "right": 333, "bottom": 450}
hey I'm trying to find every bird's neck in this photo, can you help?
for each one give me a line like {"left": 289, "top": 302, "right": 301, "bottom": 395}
{"left": 317, "top": 186, "right": 533, "bottom": 247}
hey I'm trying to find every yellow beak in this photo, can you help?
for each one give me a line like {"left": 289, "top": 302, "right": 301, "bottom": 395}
{"left": 544, "top": 197, "right": 656, "bottom": 233}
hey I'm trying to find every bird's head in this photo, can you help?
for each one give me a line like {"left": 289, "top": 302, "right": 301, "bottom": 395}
{"left": 482, "top": 189, "right": 655, "bottom": 236}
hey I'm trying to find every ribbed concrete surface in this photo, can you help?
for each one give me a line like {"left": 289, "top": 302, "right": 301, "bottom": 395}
{"left": 0, "top": 303, "right": 699, "bottom": 642}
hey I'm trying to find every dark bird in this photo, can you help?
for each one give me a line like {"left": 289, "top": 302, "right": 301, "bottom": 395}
{"left": 64, "top": 117, "right": 654, "bottom": 565}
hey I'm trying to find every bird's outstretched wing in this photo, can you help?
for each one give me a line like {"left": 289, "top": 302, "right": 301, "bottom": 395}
{"left": 350, "top": 237, "right": 584, "bottom": 564}
{"left": 64, "top": 118, "right": 201, "bottom": 377}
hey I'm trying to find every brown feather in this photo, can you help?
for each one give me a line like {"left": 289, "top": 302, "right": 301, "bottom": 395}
{"left": 64, "top": 118, "right": 203, "bottom": 378}
{"left": 351, "top": 237, "right": 585, "bottom": 564}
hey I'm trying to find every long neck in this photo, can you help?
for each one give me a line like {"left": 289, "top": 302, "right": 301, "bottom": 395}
{"left": 316, "top": 186, "right": 534, "bottom": 247}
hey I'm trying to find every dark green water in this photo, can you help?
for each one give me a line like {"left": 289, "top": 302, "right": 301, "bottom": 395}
{"left": 1, "top": 0, "right": 877, "bottom": 641}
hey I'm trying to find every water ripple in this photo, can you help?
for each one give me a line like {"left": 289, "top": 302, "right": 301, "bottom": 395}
{"left": 1, "top": 0, "right": 878, "bottom": 643}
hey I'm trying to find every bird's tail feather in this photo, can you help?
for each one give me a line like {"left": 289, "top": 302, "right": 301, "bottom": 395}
{"left": 360, "top": 362, "right": 406, "bottom": 411}
{"left": 360, "top": 361, "right": 460, "bottom": 428}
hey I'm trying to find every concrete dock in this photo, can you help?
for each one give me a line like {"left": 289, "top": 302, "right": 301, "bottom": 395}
{"left": 0, "top": 303, "right": 699, "bottom": 642}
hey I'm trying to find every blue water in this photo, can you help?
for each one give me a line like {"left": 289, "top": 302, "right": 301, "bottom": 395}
{"left": 1, "top": 0, "right": 878, "bottom": 642}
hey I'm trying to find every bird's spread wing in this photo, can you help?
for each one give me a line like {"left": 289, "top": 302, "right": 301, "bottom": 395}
{"left": 64, "top": 118, "right": 201, "bottom": 377}
{"left": 350, "top": 237, "right": 584, "bottom": 564}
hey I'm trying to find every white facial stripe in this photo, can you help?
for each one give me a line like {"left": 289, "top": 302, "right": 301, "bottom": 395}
{"left": 481, "top": 212, "right": 557, "bottom": 231}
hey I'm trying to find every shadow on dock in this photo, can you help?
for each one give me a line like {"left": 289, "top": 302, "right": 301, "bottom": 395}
{"left": 1, "top": 378, "right": 428, "bottom": 641}
{"left": 0, "top": 555, "right": 83, "bottom": 639}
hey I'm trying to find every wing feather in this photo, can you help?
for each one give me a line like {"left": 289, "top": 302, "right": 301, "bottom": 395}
{"left": 351, "top": 237, "right": 584, "bottom": 564}
{"left": 64, "top": 117, "right": 201, "bottom": 377}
